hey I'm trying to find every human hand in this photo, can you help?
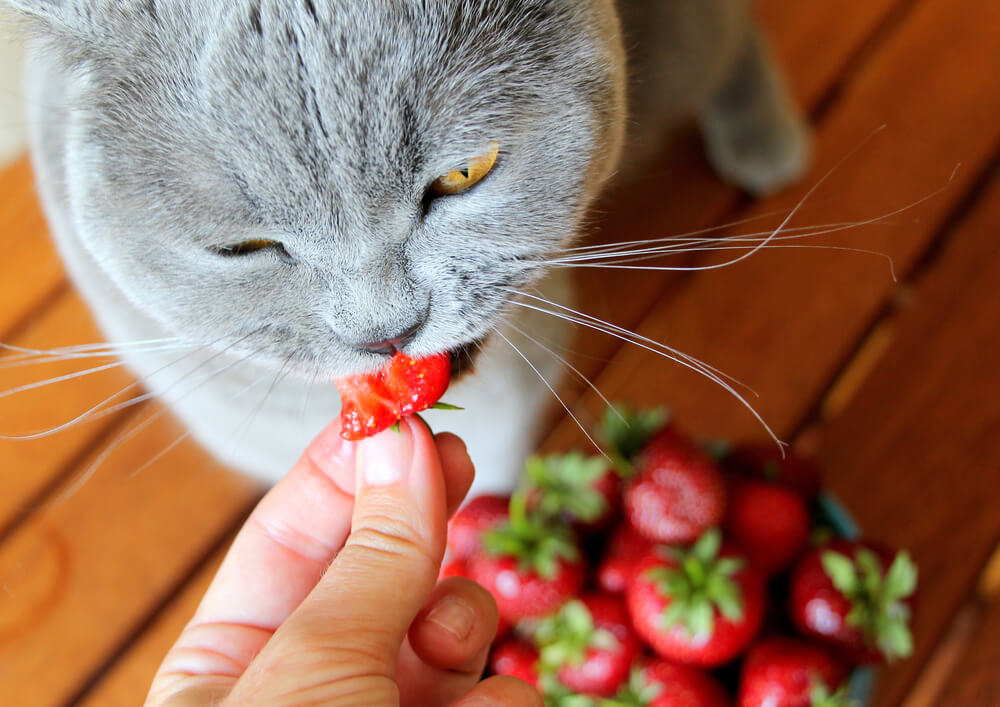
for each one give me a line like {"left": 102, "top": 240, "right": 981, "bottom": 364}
{"left": 147, "top": 416, "right": 541, "bottom": 706}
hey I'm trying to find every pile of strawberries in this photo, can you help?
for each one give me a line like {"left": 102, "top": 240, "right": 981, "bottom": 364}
{"left": 444, "top": 407, "right": 919, "bottom": 706}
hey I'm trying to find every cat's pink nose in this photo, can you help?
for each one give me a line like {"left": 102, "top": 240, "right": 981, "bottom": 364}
{"left": 357, "top": 323, "right": 422, "bottom": 356}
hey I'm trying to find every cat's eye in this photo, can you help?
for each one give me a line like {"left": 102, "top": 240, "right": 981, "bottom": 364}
{"left": 430, "top": 142, "right": 500, "bottom": 196}
{"left": 212, "top": 239, "right": 289, "bottom": 258}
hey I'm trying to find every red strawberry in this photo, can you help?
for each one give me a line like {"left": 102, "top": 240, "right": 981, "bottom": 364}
{"left": 468, "top": 494, "right": 585, "bottom": 622}
{"left": 523, "top": 453, "right": 620, "bottom": 531}
{"left": 624, "top": 426, "right": 726, "bottom": 544}
{"left": 724, "top": 479, "right": 810, "bottom": 575}
{"left": 738, "top": 637, "right": 848, "bottom": 707}
{"left": 610, "top": 659, "right": 730, "bottom": 707}
{"left": 723, "top": 443, "right": 822, "bottom": 500}
{"left": 438, "top": 557, "right": 468, "bottom": 580}
{"left": 334, "top": 351, "right": 451, "bottom": 440}
{"left": 789, "top": 540, "right": 918, "bottom": 664}
{"left": 598, "top": 404, "right": 671, "bottom": 475}
{"left": 490, "top": 639, "right": 540, "bottom": 687}
{"left": 598, "top": 522, "right": 654, "bottom": 594}
{"left": 447, "top": 495, "right": 510, "bottom": 560}
{"left": 626, "top": 529, "right": 765, "bottom": 667}
{"left": 533, "top": 594, "right": 641, "bottom": 697}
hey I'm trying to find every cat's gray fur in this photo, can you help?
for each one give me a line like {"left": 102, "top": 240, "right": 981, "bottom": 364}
{"left": 8, "top": 0, "right": 808, "bottom": 494}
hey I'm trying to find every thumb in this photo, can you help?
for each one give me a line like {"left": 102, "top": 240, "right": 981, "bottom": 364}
{"left": 226, "top": 416, "right": 448, "bottom": 706}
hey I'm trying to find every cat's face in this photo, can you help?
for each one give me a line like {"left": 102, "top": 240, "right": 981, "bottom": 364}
{"left": 19, "top": 0, "right": 626, "bottom": 377}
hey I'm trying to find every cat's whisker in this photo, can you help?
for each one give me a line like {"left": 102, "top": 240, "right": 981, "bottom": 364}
{"left": 493, "top": 327, "right": 611, "bottom": 460}
{"left": 0, "top": 331, "right": 245, "bottom": 441}
{"left": 550, "top": 222, "right": 865, "bottom": 259}
{"left": 53, "top": 338, "right": 269, "bottom": 505}
{"left": 510, "top": 287, "right": 756, "bottom": 396}
{"left": 552, "top": 243, "right": 899, "bottom": 280}
{"left": 0, "top": 343, "right": 194, "bottom": 369}
{"left": 128, "top": 368, "right": 278, "bottom": 480}
{"left": 227, "top": 355, "right": 294, "bottom": 447}
{"left": 0, "top": 360, "right": 136, "bottom": 402}
{"left": 502, "top": 291, "right": 785, "bottom": 450}
{"left": 502, "top": 321, "right": 624, "bottom": 425}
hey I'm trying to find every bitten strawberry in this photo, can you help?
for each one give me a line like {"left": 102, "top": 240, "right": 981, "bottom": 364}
{"left": 489, "top": 639, "right": 540, "bottom": 687}
{"left": 624, "top": 426, "right": 727, "bottom": 544}
{"left": 789, "top": 540, "right": 917, "bottom": 664}
{"left": 523, "top": 453, "right": 620, "bottom": 530}
{"left": 334, "top": 351, "right": 451, "bottom": 440}
{"left": 533, "top": 595, "right": 641, "bottom": 697}
{"left": 723, "top": 443, "right": 822, "bottom": 500}
{"left": 597, "top": 522, "right": 654, "bottom": 594}
{"left": 626, "top": 529, "right": 765, "bottom": 667}
{"left": 609, "top": 659, "right": 730, "bottom": 707}
{"left": 738, "top": 637, "right": 848, "bottom": 707}
{"left": 725, "top": 479, "right": 810, "bottom": 575}
{"left": 468, "top": 494, "right": 585, "bottom": 622}
{"left": 447, "top": 494, "right": 510, "bottom": 561}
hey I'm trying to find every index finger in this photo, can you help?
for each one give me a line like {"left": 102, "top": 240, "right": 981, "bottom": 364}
{"left": 150, "top": 419, "right": 360, "bottom": 694}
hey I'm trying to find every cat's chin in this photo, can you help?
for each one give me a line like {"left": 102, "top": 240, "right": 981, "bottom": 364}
{"left": 449, "top": 336, "right": 488, "bottom": 383}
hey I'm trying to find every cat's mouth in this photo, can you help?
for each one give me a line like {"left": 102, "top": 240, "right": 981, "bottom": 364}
{"left": 449, "top": 337, "right": 486, "bottom": 381}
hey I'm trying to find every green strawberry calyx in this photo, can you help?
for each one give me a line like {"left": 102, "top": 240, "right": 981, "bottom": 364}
{"left": 482, "top": 492, "right": 580, "bottom": 580}
{"left": 597, "top": 404, "right": 669, "bottom": 477}
{"left": 644, "top": 528, "right": 746, "bottom": 639}
{"left": 523, "top": 453, "right": 611, "bottom": 524}
{"left": 597, "top": 666, "right": 664, "bottom": 707}
{"left": 810, "top": 682, "right": 859, "bottom": 707}
{"left": 534, "top": 600, "right": 620, "bottom": 674}
{"left": 820, "top": 547, "right": 918, "bottom": 662}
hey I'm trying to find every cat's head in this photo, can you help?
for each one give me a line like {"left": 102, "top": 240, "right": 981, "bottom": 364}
{"left": 13, "top": 0, "right": 626, "bottom": 377}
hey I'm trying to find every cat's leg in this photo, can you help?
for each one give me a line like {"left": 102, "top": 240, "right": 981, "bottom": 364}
{"left": 698, "top": 28, "right": 811, "bottom": 196}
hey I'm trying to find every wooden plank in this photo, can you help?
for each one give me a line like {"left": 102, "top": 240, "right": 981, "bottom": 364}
{"left": 933, "top": 595, "right": 1000, "bottom": 707}
{"left": 0, "top": 155, "right": 65, "bottom": 337}
{"left": 0, "top": 409, "right": 260, "bottom": 706}
{"left": 0, "top": 292, "right": 138, "bottom": 527}
{"left": 552, "top": 0, "right": 908, "bottom": 397}
{"left": 77, "top": 543, "right": 230, "bottom": 707}
{"left": 544, "top": 0, "right": 1000, "bottom": 451}
{"left": 817, "top": 171, "right": 1000, "bottom": 705}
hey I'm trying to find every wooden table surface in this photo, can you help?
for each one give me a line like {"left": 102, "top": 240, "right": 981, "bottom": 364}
{"left": 2, "top": 0, "right": 999, "bottom": 704}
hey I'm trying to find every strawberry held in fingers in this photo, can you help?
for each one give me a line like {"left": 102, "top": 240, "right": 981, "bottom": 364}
{"left": 624, "top": 426, "right": 726, "bottom": 544}
{"left": 724, "top": 479, "right": 810, "bottom": 575}
{"left": 334, "top": 351, "right": 451, "bottom": 440}
{"left": 626, "top": 529, "right": 765, "bottom": 667}
{"left": 789, "top": 540, "right": 918, "bottom": 664}
{"left": 468, "top": 493, "right": 585, "bottom": 622}
{"left": 738, "top": 637, "right": 848, "bottom": 707}
{"left": 533, "top": 595, "right": 641, "bottom": 697}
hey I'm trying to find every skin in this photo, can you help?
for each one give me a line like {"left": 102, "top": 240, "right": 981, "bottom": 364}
{"left": 147, "top": 416, "right": 541, "bottom": 707}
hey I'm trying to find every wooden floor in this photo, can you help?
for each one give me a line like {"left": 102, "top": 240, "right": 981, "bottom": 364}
{"left": 2, "top": 0, "right": 999, "bottom": 704}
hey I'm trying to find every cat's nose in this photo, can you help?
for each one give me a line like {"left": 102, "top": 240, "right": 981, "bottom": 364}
{"left": 357, "top": 322, "right": 422, "bottom": 356}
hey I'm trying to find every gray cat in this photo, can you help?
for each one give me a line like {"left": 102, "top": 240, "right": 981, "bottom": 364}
{"left": 7, "top": 0, "right": 808, "bottom": 495}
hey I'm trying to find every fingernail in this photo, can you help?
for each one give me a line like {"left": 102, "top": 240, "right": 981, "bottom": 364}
{"left": 357, "top": 423, "right": 413, "bottom": 486}
{"left": 425, "top": 596, "right": 475, "bottom": 641}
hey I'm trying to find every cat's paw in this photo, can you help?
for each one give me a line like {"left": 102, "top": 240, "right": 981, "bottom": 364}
{"left": 700, "top": 94, "right": 812, "bottom": 197}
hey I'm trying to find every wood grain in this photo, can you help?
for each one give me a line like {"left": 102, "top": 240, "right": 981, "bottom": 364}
{"left": 544, "top": 0, "right": 1000, "bottom": 452}
{"left": 819, "top": 169, "right": 1000, "bottom": 705}
{"left": 77, "top": 543, "right": 230, "bottom": 707}
{"left": 0, "top": 293, "right": 138, "bottom": 528}
{"left": 0, "top": 155, "right": 65, "bottom": 337}
{"left": 0, "top": 410, "right": 259, "bottom": 706}
{"left": 934, "top": 597, "right": 1000, "bottom": 705}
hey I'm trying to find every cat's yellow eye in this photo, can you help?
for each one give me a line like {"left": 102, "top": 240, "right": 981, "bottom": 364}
{"left": 431, "top": 142, "right": 500, "bottom": 196}
{"left": 216, "top": 239, "right": 286, "bottom": 257}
